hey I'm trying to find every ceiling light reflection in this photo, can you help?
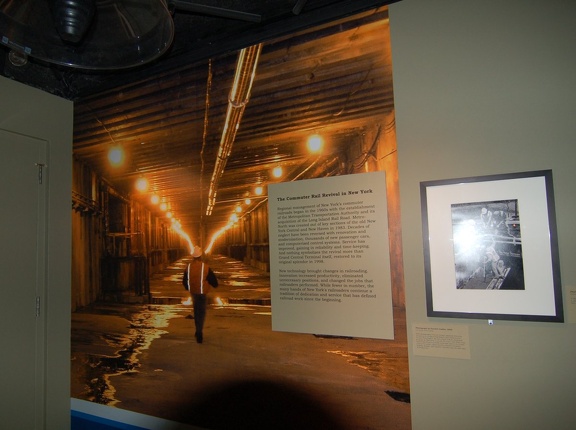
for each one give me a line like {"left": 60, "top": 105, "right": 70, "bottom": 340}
{"left": 108, "top": 146, "right": 124, "bottom": 166}
{"left": 307, "top": 134, "right": 324, "bottom": 153}
{"left": 135, "top": 177, "right": 149, "bottom": 192}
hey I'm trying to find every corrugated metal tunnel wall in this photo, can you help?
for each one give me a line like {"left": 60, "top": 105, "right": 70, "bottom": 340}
{"left": 71, "top": 114, "right": 403, "bottom": 310}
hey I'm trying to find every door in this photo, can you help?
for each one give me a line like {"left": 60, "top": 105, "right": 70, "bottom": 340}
{"left": 0, "top": 130, "right": 47, "bottom": 428}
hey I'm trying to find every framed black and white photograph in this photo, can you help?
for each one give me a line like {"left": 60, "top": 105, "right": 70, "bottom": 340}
{"left": 420, "top": 170, "right": 563, "bottom": 322}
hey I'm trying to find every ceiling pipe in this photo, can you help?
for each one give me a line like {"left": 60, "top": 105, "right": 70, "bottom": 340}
{"left": 292, "top": 0, "right": 308, "bottom": 15}
{"left": 171, "top": 1, "right": 262, "bottom": 23}
{"left": 206, "top": 43, "right": 263, "bottom": 216}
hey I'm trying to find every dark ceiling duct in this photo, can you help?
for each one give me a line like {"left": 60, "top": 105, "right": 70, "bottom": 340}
{"left": 206, "top": 43, "right": 262, "bottom": 216}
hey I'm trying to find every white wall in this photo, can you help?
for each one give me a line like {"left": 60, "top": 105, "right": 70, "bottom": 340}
{"left": 0, "top": 76, "right": 73, "bottom": 428}
{"left": 389, "top": 1, "right": 576, "bottom": 429}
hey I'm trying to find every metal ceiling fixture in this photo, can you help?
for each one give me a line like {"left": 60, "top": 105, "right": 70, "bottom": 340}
{"left": 0, "top": 0, "right": 262, "bottom": 70}
{"left": 0, "top": 0, "right": 175, "bottom": 70}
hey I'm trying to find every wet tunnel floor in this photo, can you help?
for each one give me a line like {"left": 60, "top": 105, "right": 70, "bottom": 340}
{"left": 71, "top": 254, "right": 411, "bottom": 429}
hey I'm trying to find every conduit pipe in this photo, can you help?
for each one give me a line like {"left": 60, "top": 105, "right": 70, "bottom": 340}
{"left": 206, "top": 43, "right": 262, "bottom": 216}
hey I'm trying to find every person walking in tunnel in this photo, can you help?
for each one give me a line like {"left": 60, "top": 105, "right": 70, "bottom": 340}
{"left": 182, "top": 246, "right": 218, "bottom": 343}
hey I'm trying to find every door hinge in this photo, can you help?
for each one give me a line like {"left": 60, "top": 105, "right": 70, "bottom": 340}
{"left": 36, "top": 296, "right": 41, "bottom": 317}
{"left": 35, "top": 163, "right": 46, "bottom": 184}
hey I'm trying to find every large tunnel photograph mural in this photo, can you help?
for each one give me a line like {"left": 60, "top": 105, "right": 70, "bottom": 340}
{"left": 70, "top": 6, "right": 410, "bottom": 429}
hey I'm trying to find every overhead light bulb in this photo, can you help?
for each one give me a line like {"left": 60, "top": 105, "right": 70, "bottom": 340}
{"left": 135, "top": 177, "right": 148, "bottom": 192}
{"left": 255, "top": 186, "right": 263, "bottom": 196}
{"left": 272, "top": 166, "right": 283, "bottom": 178}
{"left": 108, "top": 146, "right": 124, "bottom": 166}
{"left": 150, "top": 194, "right": 160, "bottom": 205}
{"left": 307, "top": 134, "right": 324, "bottom": 153}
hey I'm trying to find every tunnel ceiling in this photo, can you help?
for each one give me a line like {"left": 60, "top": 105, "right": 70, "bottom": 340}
{"left": 2, "top": 1, "right": 397, "bottom": 248}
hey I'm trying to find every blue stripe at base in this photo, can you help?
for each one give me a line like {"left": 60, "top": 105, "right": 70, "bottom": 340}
{"left": 71, "top": 410, "right": 148, "bottom": 430}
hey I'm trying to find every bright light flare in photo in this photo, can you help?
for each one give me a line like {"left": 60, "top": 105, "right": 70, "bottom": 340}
{"left": 170, "top": 222, "right": 194, "bottom": 254}
{"left": 453, "top": 220, "right": 479, "bottom": 254}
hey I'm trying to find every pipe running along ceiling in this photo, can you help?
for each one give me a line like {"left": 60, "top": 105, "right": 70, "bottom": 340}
{"left": 207, "top": 44, "right": 262, "bottom": 216}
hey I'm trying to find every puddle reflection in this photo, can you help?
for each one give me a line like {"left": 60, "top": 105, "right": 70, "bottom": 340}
{"left": 328, "top": 350, "right": 410, "bottom": 398}
{"left": 79, "top": 305, "right": 184, "bottom": 405}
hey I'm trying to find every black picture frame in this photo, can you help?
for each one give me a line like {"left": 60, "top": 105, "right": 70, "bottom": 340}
{"left": 420, "top": 170, "right": 563, "bottom": 322}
